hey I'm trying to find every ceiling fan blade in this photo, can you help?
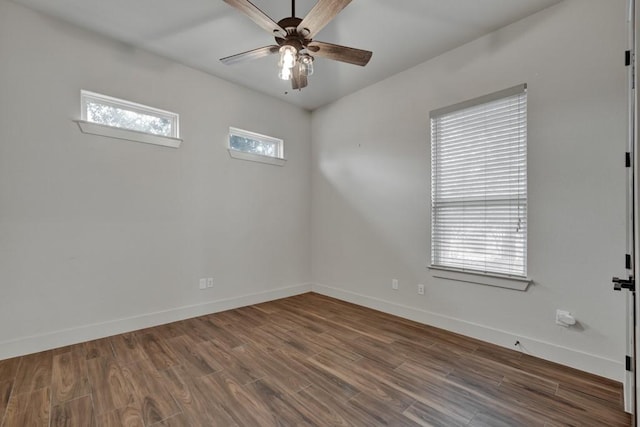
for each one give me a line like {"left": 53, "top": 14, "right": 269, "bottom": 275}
{"left": 220, "top": 45, "right": 280, "bottom": 65}
{"left": 307, "top": 41, "right": 372, "bottom": 66}
{"left": 291, "top": 64, "right": 308, "bottom": 90}
{"left": 297, "top": 0, "right": 352, "bottom": 39}
{"left": 223, "top": 0, "right": 287, "bottom": 38}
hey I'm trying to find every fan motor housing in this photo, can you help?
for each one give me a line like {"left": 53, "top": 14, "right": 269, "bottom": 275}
{"left": 275, "top": 17, "right": 310, "bottom": 47}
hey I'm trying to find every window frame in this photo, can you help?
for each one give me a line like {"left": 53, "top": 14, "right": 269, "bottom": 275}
{"left": 428, "top": 84, "right": 530, "bottom": 291}
{"left": 76, "top": 90, "right": 182, "bottom": 148}
{"left": 228, "top": 127, "right": 286, "bottom": 166}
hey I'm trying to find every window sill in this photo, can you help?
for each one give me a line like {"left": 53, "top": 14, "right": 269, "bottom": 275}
{"left": 228, "top": 149, "right": 286, "bottom": 166}
{"left": 75, "top": 120, "right": 182, "bottom": 148}
{"left": 428, "top": 265, "right": 531, "bottom": 291}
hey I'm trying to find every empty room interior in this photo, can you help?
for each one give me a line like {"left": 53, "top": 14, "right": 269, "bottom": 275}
{"left": 0, "top": 0, "right": 636, "bottom": 425}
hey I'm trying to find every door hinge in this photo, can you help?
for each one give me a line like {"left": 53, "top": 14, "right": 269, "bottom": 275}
{"left": 626, "top": 152, "right": 632, "bottom": 167}
{"left": 613, "top": 276, "right": 635, "bottom": 291}
{"left": 626, "top": 50, "right": 632, "bottom": 66}
{"left": 626, "top": 254, "right": 632, "bottom": 269}
{"left": 626, "top": 355, "right": 633, "bottom": 372}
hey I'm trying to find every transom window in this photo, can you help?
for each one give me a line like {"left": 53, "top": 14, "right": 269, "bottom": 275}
{"left": 81, "top": 90, "right": 179, "bottom": 138}
{"left": 229, "top": 127, "right": 284, "bottom": 160}
{"left": 430, "top": 84, "right": 527, "bottom": 278}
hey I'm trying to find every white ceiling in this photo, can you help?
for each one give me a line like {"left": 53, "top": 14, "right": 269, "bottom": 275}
{"left": 13, "top": 0, "right": 563, "bottom": 110}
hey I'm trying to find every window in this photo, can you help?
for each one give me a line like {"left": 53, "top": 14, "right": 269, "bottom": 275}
{"left": 430, "top": 84, "right": 527, "bottom": 281}
{"left": 81, "top": 90, "right": 178, "bottom": 137}
{"left": 76, "top": 90, "right": 181, "bottom": 148}
{"left": 228, "top": 127, "right": 285, "bottom": 166}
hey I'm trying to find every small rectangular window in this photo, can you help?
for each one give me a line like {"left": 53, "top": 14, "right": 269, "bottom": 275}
{"left": 81, "top": 90, "right": 179, "bottom": 138}
{"left": 430, "top": 84, "right": 527, "bottom": 279}
{"left": 229, "top": 127, "right": 283, "bottom": 159}
{"left": 228, "top": 127, "right": 285, "bottom": 165}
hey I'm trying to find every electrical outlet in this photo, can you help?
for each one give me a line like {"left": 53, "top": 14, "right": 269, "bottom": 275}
{"left": 392, "top": 279, "right": 398, "bottom": 290}
{"left": 417, "top": 284, "right": 425, "bottom": 295}
{"left": 199, "top": 278, "right": 207, "bottom": 290}
{"left": 207, "top": 278, "right": 214, "bottom": 288}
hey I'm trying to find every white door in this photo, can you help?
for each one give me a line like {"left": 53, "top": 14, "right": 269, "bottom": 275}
{"left": 629, "top": 0, "right": 638, "bottom": 422}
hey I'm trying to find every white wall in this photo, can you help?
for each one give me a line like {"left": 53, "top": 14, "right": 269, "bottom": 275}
{"left": 311, "top": 0, "right": 628, "bottom": 380}
{"left": 0, "top": 0, "right": 312, "bottom": 358}
{"left": 0, "top": 0, "right": 629, "bottom": 383}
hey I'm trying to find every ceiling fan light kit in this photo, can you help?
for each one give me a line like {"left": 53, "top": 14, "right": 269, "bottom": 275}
{"left": 221, "top": 0, "right": 372, "bottom": 90}
{"left": 278, "top": 44, "right": 297, "bottom": 80}
{"left": 277, "top": 43, "right": 314, "bottom": 81}
{"left": 299, "top": 54, "right": 314, "bottom": 76}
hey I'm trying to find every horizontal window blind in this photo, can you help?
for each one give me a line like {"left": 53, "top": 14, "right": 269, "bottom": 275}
{"left": 431, "top": 85, "right": 527, "bottom": 277}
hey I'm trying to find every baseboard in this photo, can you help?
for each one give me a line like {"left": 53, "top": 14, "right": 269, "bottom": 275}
{"left": 312, "top": 283, "right": 623, "bottom": 383}
{"left": 0, "top": 283, "right": 312, "bottom": 360}
{"left": 2, "top": 281, "right": 623, "bottom": 383}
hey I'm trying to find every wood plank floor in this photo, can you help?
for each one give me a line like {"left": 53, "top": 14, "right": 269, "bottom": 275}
{"left": 0, "top": 293, "right": 630, "bottom": 426}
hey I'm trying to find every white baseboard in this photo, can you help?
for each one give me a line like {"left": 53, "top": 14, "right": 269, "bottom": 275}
{"left": 312, "top": 283, "right": 623, "bottom": 383}
{"left": 1, "top": 281, "right": 623, "bottom": 385}
{"left": 0, "top": 283, "right": 312, "bottom": 360}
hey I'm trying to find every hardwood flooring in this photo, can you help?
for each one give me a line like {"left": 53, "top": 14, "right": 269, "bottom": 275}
{"left": 0, "top": 292, "right": 630, "bottom": 426}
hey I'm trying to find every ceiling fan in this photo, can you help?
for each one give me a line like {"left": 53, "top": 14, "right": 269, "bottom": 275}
{"left": 220, "top": 0, "right": 372, "bottom": 90}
